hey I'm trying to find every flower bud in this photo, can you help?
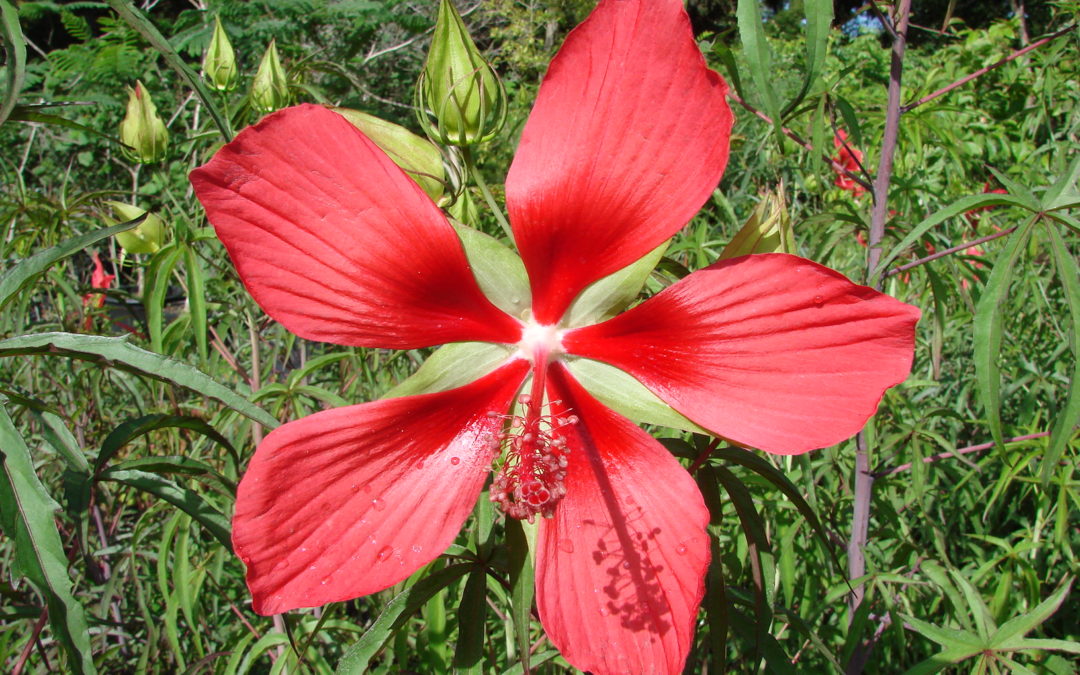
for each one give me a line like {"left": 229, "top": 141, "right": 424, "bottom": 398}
{"left": 417, "top": 0, "right": 506, "bottom": 146}
{"left": 202, "top": 16, "right": 238, "bottom": 92}
{"left": 119, "top": 81, "right": 169, "bottom": 163}
{"left": 251, "top": 40, "right": 289, "bottom": 113}
{"left": 332, "top": 107, "right": 446, "bottom": 203}
{"left": 103, "top": 201, "right": 167, "bottom": 254}
{"left": 720, "top": 184, "right": 796, "bottom": 259}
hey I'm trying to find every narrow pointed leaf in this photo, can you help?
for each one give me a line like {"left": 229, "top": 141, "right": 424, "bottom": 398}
{"left": 0, "top": 403, "right": 96, "bottom": 674}
{"left": 0, "top": 220, "right": 138, "bottom": 312}
{"left": 0, "top": 0, "right": 26, "bottom": 126}
{"left": 335, "top": 563, "right": 475, "bottom": 674}
{"left": 0, "top": 332, "right": 278, "bottom": 428}
{"left": 1042, "top": 226, "right": 1080, "bottom": 484}
{"left": 98, "top": 468, "right": 232, "bottom": 550}
{"left": 737, "top": 0, "right": 782, "bottom": 138}
{"left": 973, "top": 219, "right": 1037, "bottom": 450}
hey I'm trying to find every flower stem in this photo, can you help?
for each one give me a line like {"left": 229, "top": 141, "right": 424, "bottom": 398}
{"left": 462, "top": 146, "right": 514, "bottom": 240}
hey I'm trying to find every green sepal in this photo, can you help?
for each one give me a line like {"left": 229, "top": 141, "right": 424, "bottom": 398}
{"left": 565, "top": 357, "right": 706, "bottom": 434}
{"left": 563, "top": 242, "right": 668, "bottom": 327}
{"left": 386, "top": 342, "right": 516, "bottom": 399}
{"left": 332, "top": 107, "right": 446, "bottom": 203}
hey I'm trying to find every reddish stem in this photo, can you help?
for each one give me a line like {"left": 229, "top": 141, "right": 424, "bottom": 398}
{"left": 902, "top": 24, "right": 1077, "bottom": 113}
{"left": 871, "top": 431, "right": 1051, "bottom": 478}
{"left": 884, "top": 226, "right": 1018, "bottom": 278}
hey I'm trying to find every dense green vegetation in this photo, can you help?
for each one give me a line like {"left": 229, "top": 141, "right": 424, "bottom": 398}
{"left": 1, "top": 0, "right": 1077, "bottom": 673}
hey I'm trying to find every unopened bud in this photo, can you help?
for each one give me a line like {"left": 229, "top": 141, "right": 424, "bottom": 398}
{"left": 120, "top": 81, "right": 169, "bottom": 163}
{"left": 332, "top": 107, "right": 446, "bottom": 203}
{"left": 720, "top": 183, "right": 796, "bottom": 259}
{"left": 251, "top": 40, "right": 289, "bottom": 113}
{"left": 104, "top": 201, "right": 167, "bottom": 254}
{"left": 203, "top": 16, "right": 238, "bottom": 92}
{"left": 416, "top": 0, "right": 506, "bottom": 146}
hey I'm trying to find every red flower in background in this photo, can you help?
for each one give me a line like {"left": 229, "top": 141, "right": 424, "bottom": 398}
{"left": 833, "top": 129, "right": 867, "bottom": 197}
{"left": 190, "top": 1, "right": 919, "bottom": 672}
{"left": 82, "top": 251, "right": 115, "bottom": 309}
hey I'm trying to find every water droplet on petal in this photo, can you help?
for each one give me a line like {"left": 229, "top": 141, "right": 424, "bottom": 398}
{"left": 350, "top": 484, "right": 360, "bottom": 493}
{"left": 558, "top": 539, "right": 575, "bottom": 553}
{"left": 372, "top": 498, "right": 386, "bottom": 511}
{"left": 621, "top": 560, "right": 631, "bottom": 569}
{"left": 598, "top": 607, "right": 611, "bottom": 617}
{"left": 321, "top": 576, "right": 331, "bottom": 585}
{"left": 411, "top": 544, "right": 423, "bottom": 554}
{"left": 676, "top": 544, "right": 688, "bottom": 555}
{"left": 377, "top": 546, "right": 393, "bottom": 562}
{"left": 813, "top": 295, "right": 824, "bottom": 307}
{"left": 450, "top": 456, "right": 460, "bottom": 466}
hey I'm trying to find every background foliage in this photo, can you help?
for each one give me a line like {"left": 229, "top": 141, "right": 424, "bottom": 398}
{"left": 1, "top": 0, "right": 1077, "bottom": 673}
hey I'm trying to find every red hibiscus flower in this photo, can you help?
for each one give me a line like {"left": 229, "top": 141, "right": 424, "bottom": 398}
{"left": 190, "top": 1, "right": 920, "bottom": 672}
{"left": 82, "top": 251, "right": 115, "bottom": 309}
{"left": 833, "top": 129, "right": 867, "bottom": 197}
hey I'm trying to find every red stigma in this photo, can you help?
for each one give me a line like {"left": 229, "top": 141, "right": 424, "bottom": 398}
{"left": 488, "top": 394, "right": 576, "bottom": 522}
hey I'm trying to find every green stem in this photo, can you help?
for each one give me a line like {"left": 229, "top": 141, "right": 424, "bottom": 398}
{"left": 462, "top": 147, "right": 513, "bottom": 240}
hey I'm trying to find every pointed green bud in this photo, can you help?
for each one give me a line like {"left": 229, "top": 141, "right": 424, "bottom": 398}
{"left": 104, "top": 201, "right": 167, "bottom": 254}
{"left": 332, "top": 107, "right": 446, "bottom": 203}
{"left": 203, "top": 16, "right": 238, "bottom": 92}
{"left": 720, "top": 185, "right": 796, "bottom": 259}
{"left": 251, "top": 40, "right": 289, "bottom": 113}
{"left": 417, "top": 0, "right": 506, "bottom": 146}
{"left": 119, "top": 81, "right": 169, "bottom": 163}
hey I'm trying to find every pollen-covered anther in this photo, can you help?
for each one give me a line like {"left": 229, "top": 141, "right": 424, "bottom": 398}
{"left": 488, "top": 396, "right": 577, "bottom": 522}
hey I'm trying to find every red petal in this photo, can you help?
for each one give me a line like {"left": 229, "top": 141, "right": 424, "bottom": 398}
{"left": 190, "top": 104, "right": 520, "bottom": 349}
{"left": 506, "top": 0, "right": 733, "bottom": 324}
{"left": 233, "top": 359, "right": 528, "bottom": 615}
{"left": 564, "top": 254, "right": 921, "bottom": 454}
{"left": 535, "top": 364, "right": 710, "bottom": 675}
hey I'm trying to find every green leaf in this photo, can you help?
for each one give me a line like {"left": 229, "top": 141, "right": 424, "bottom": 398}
{"left": 899, "top": 613, "right": 984, "bottom": 650}
{"left": 104, "top": 0, "right": 232, "bottom": 140}
{"left": 93, "top": 413, "right": 236, "bottom": 476}
{"left": 0, "top": 402, "right": 96, "bottom": 674}
{"left": 1042, "top": 155, "right": 1080, "bottom": 210}
{"left": 1042, "top": 226, "right": 1080, "bottom": 484}
{"left": 506, "top": 518, "right": 536, "bottom": 674}
{"left": 872, "top": 193, "right": 1034, "bottom": 281}
{"left": 899, "top": 644, "right": 986, "bottom": 675}
{"left": 563, "top": 242, "right": 667, "bottom": 326}
{"left": 453, "top": 223, "right": 530, "bottom": 318}
{"left": 144, "top": 243, "right": 182, "bottom": 354}
{"left": 183, "top": 245, "right": 208, "bottom": 365}
{"left": 336, "top": 563, "right": 475, "bottom": 674}
{"left": 990, "top": 577, "right": 1073, "bottom": 648}
{"left": 0, "top": 332, "right": 278, "bottom": 429}
{"left": 386, "top": 342, "right": 515, "bottom": 398}
{"left": 737, "top": 0, "right": 783, "bottom": 139}
{"left": 452, "top": 567, "right": 488, "bottom": 672}
{"left": 782, "top": 0, "right": 832, "bottom": 115}
{"left": 98, "top": 467, "right": 232, "bottom": 550}
{"left": 0, "top": 0, "right": 27, "bottom": 126}
{"left": 0, "top": 220, "right": 139, "bottom": 312}
{"left": 712, "top": 446, "right": 844, "bottom": 574}
{"left": 565, "top": 357, "right": 706, "bottom": 434}
{"left": 973, "top": 219, "right": 1037, "bottom": 450}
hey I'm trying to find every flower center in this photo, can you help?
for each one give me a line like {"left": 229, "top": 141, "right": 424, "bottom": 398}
{"left": 487, "top": 394, "right": 577, "bottom": 522}
{"left": 486, "top": 321, "right": 574, "bottom": 522}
